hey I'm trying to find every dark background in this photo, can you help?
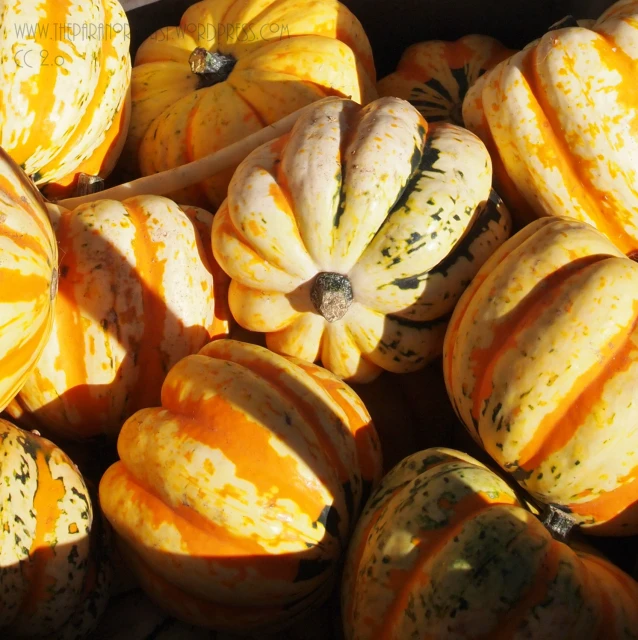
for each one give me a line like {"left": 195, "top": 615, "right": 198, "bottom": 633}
{"left": 127, "top": 0, "right": 616, "bottom": 77}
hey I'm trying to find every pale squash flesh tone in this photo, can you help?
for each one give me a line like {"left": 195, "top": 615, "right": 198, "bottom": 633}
{"left": 0, "top": 0, "right": 131, "bottom": 189}
{"left": 0, "top": 148, "right": 58, "bottom": 411}
{"left": 99, "top": 339, "right": 383, "bottom": 633}
{"left": 342, "top": 447, "right": 638, "bottom": 640}
{"left": 462, "top": 0, "right": 638, "bottom": 247}
{"left": 212, "top": 95, "right": 511, "bottom": 383}
{"left": 444, "top": 217, "right": 638, "bottom": 535}
{"left": 123, "top": 0, "right": 378, "bottom": 208}
{"left": 5, "top": 196, "right": 225, "bottom": 440}
{"left": 0, "top": 419, "right": 111, "bottom": 638}
{"left": 377, "top": 34, "right": 514, "bottom": 126}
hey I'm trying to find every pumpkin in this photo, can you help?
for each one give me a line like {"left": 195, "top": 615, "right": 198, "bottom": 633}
{"left": 462, "top": 1, "right": 638, "bottom": 247}
{"left": 211, "top": 95, "right": 511, "bottom": 384}
{"left": 342, "top": 447, "right": 638, "bottom": 640}
{"left": 98, "top": 339, "right": 383, "bottom": 633}
{"left": 0, "top": 148, "right": 58, "bottom": 411}
{"left": 5, "top": 195, "right": 226, "bottom": 441}
{"left": 1, "top": 0, "right": 131, "bottom": 190}
{"left": 377, "top": 34, "right": 514, "bottom": 126}
{"left": 0, "top": 419, "right": 112, "bottom": 638}
{"left": 443, "top": 216, "right": 638, "bottom": 536}
{"left": 121, "top": 0, "right": 377, "bottom": 209}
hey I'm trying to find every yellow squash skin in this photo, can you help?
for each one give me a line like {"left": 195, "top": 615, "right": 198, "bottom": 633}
{"left": 99, "top": 339, "right": 383, "bottom": 633}
{"left": 123, "top": 0, "right": 378, "bottom": 208}
{"left": 0, "top": 149, "right": 58, "bottom": 412}
{"left": 462, "top": 0, "right": 638, "bottom": 248}
{"left": 443, "top": 217, "right": 638, "bottom": 536}
{"left": 377, "top": 35, "right": 514, "bottom": 126}
{"left": 5, "top": 196, "right": 223, "bottom": 441}
{"left": 212, "top": 96, "right": 511, "bottom": 384}
{"left": 0, "top": 419, "right": 111, "bottom": 638}
{"left": 1, "top": 0, "right": 131, "bottom": 189}
{"left": 342, "top": 447, "right": 638, "bottom": 640}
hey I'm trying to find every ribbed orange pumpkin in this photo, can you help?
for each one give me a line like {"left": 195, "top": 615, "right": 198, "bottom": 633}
{"left": 122, "top": 0, "right": 377, "bottom": 208}
{"left": 444, "top": 216, "right": 638, "bottom": 536}
{"left": 462, "top": 1, "right": 638, "bottom": 244}
{"left": 1, "top": 0, "right": 131, "bottom": 191}
{"left": 377, "top": 34, "right": 514, "bottom": 126}
{"left": 5, "top": 196, "right": 227, "bottom": 440}
{"left": 99, "top": 339, "right": 383, "bottom": 633}
{"left": 342, "top": 447, "right": 638, "bottom": 639}
{"left": 0, "top": 419, "right": 112, "bottom": 638}
{"left": 0, "top": 148, "right": 58, "bottom": 412}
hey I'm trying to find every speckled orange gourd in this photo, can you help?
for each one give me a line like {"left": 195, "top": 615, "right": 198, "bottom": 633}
{"left": 342, "top": 447, "right": 638, "bottom": 640}
{"left": 99, "top": 339, "right": 383, "bottom": 633}
{"left": 462, "top": 0, "right": 638, "bottom": 245}
{"left": 5, "top": 196, "right": 227, "bottom": 440}
{"left": 444, "top": 217, "right": 638, "bottom": 535}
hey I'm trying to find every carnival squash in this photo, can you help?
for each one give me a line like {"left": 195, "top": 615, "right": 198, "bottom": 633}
{"left": 122, "top": 0, "right": 377, "bottom": 208}
{"left": 377, "top": 35, "right": 514, "bottom": 126}
{"left": 342, "top": 447, "right": 638, "bottom": 639}
{"left": 443, "top": 216, "right": 638, "bottom": 536}
{"left": 211, "top": 95, "right": 511, "bottom": 384}
{"left": 0, "top": 148, "right": 58, "bottom": 411}
{"left": 0, "top": 419, "right": 111, "bottom": 638}
{"left": 1, "top": 0, "right": 131, "bottom": 190}
{"left": 5, "top": 196, "right": 227, "bottom": 440}
{"left": 462, "top": 1, "right": 638, "bottom": 246}
{"left": 99, "top": 339, "right": 383, "bottom": 633}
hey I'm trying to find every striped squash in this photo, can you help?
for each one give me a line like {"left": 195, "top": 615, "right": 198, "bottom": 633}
{"left": 462, "top": 1, "right": 638, "bottom": 245}
{"left": 1, "top": 0, "right": 131, "bottom": 190}
{"left": 212, "top": 96, "right": 511, "bottom": 384}
{"left": 342, "top": 447, "right": 638, "bottom": 640}
{"left": 121, "top": 0, "right": 377, "bottom": 208}
{"left": 443, "top": 217, "right": 638, "bottom": 535}
{"left": 377, "top": 35, "right": 514, "bottom": 126}
{"left": 0, "top": 149, "right": 58, "bottom": 412}
{"left": 99, "top": 339, "right": 383, "bottom": 633}
{"left": 5, "top": 196, "right": 227, "bottom": 440}
{"left": 0, "top": 419, "right": 112, "bottom": 638}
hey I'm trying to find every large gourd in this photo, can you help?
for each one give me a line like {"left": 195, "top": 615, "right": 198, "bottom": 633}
{"left": 462, "top": 1, "right": 638, "bottom": 246}
{"left": 99, "top": 339, "right": 382, "bottom": 633}
{"left": 0, "top": 419, "right": 111, "bottom": 638}
{"left": 122, "top": 0, "right": 377, "bottom": 208}
{"left": 444, "top": 216, "right": 638, "bottom": 536}
{"left": 0, "top": 148, "right": 58, "bottom": 411}
{"left": 1, "top": 0, "right": 131, "bottom": 193}
{"left": 212, "top": 95, "right": 511, "bottom": 383}
{"left": 6, "top": 196, "right": 226, "bottom": 440}
{"left": 342, "top": 447, "right": 638, "bottom": 639}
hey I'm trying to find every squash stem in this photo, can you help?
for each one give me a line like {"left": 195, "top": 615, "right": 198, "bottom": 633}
{"left": 189, "top": 48, "right": 237, "bottom": 88}
{"left": 310, "top": 272, "right": 354, "bottom": 322}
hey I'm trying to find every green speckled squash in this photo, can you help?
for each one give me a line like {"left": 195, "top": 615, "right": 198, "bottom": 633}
{"left": 212, "top": 96, "right": 512, "bottom": 383}
{"left": 342, "top": 447, "right": 638, "bottom": 639}
{"left": 0, "top": 419, "right": 111, "bottom": 638}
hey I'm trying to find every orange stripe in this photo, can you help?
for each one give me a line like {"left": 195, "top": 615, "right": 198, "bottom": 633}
{"left": 18, "top": 439, "right": 67, "bottom": 616}
{"left": 519, "top": 303, "right": 638, "bottom": 470}
{"left": 125, "top": 200, "right": 169, "bottom": 413}
{"left": 469, "top": 254, "right": 608, "bottom": 425}
{"left": 0, "top": 269, "right": 48, "bottom": 304}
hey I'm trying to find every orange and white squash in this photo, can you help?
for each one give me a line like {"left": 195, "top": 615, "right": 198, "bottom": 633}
{"left": 0, "top": 419, "right": 111, "bottom": 638}
{"left": 342, "top": 447, "right": 638, "bottom": 639}
{"left": 212, "top": 95, "right": 511, "bottom": 384}
{"left": 0, "top": 149, "right": 58, "bottom": 411}
{"left": 5, "top": 196, "right": 225, "bottom": 440}
{"left": 1, "top": 0, "right": 131, "bottom": 190}
{"left": 122, "top": 0, "right": 377, "bottom": 208}
{"left": 444, "top": 216, "right": 638, "bottom": 536}
{"left": 377, "top": 34, "right": 514, "bottom": 126}
{"left": 462, "top": 1, "right": 638, "bottom": 247}
{"left": 99, "top": 339, "right": 383, "bottom": 633}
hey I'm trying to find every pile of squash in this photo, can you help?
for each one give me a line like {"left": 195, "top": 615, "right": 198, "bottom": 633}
{"left": 2, "top": 0, "right": 638, "bottom": 638}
